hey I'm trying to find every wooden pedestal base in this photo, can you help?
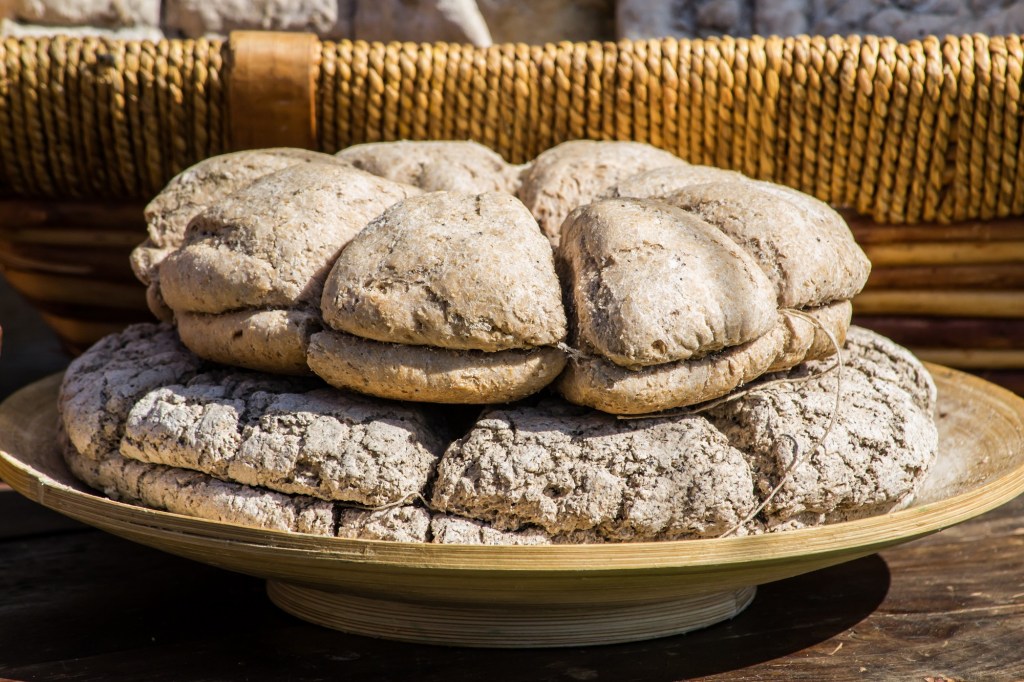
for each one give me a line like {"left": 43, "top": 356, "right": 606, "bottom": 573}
{"left": 266, "top": 581, "right": 757, "bottom": 648}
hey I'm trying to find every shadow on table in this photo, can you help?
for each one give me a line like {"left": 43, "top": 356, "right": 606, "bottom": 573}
{"left": 273, "top": 554, "right": 892, "bottom": 682}
{"left": 0, "top": 509, "right": 890, "bottom": 682}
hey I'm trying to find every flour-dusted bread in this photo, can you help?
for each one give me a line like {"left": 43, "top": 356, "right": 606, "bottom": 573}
{"left": 334, "top": 506, "right": 433, "bottom": 542}
{"left": 558, "top": 198, "right": 778, "bottom": 368}
{"left": 705, "top": 326, "right": 938, "bottom": 531}
{"left": 602, "top": 163, "right": 746, "bottom": 200}
{"left": 557, "top": 304, "right": 853, "bottom": 415}
{"left": 157, "top": 163, "right": 419, "bottom": 373}
{"left": 132, "top": 148, "right": 343, "bottom": 321}
{"left": 307, "top": 332, "right": 566, "bottom": 404}
{"left": 175, "top": 309, "right": 321, "bottom": 375}
{"left": 429, "top": 515, "right": 556, "bottom": 545}
{"left": 336, "top": 140, "right": 521, "bottom": 194}
{"left": 58, "top": 323, "right": 445, "bottom": 538}
{"left": 554, "top": 197, "right": 790, "bottom": 414}
{"left": 557, "top": 324, "right": 788, "bottom": 415}
{"left": 659, "top": 179, "right": 869, "bottom": 376}
{"left": 312, "top": 191, "right": 567, "bottom": 403}
{"left": 62, "top": 433, "right": 339, "bottom": 535}
{"left": 517, "top": 140, "right": 687, "bottom": 246}
{"left": 160, "top": 164, "right": 419, "bottom": 314}
{"left": 59, "top": 323, "right": 207, "bottom": 461}
{"left": 431, "top": 399, "right": 758, "bottom": 540}
{"left": 58, "top": 324, "right": 334, "bottom": 536}
{"left": 59, "top": 321, "right": 937, "bottom": 543}
{"left": 120, "top": 374, "right": 447, "bottom": 506}
{"left": 554, "top": 177, "right": 871, "bottom": 414}
{"left": 663, "top": 179, "right": 871, "bottom": 310}
{"left": 322, "top": 191, "right": 566, "bottom": 351}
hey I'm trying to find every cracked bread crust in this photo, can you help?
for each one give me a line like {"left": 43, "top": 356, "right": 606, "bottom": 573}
{"left": 58, "top": 323, "right": 936, "bottom": 543}
{"left": 57, "top": 324, "right": 443, "bottom": 539}
{"left": 431, "top": 399, "right": 758, "bottom": 540}
{"left": 62, "top": 431, "right": 338, "bottom": 536}
{"left": 704, "top": 326, "right": 937, "bottom": 531}
{"left": 119, "top": 372, "right": 446, "bottom": 506}
{"left": 59, "top": 323, "right": 208, "bottom": 461}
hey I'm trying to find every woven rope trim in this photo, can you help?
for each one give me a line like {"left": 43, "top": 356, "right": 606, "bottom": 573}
{"left": 1, "top": 34, "right": 1022, "bottom": 223}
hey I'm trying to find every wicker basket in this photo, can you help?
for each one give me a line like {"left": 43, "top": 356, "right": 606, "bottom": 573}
{"left": 0, "top": 31, "right": 1021, "bottom": 388}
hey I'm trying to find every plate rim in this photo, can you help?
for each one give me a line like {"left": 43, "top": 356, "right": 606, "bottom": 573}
{"left": 1, "top": 364, "right": 1023, "bottom": 576}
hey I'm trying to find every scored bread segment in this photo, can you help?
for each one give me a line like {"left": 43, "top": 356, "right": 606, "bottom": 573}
{"left": 160, "top": 164, "right": 420, "bottom": 315}
{"left": 602, "top": 163, "right": 746, "bottom": 200}
{"left": 662, "top": 179, "right": 872, "bottom": 309}
{"left": 557, "top": 198, "right": 779, "bottom": 368}
{"left": 133, "top": 148, "right": 343, "bottom": 321}
{"left": 321, "top": 191, "right": 566, "bottom": 352}
{"left": 312, "top": 191, "right": 568, "bottom": 404}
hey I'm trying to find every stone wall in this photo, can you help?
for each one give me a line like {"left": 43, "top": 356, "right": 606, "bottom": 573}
{"left": 0, "top": 0, "right": 616, "bottom": 44}
{"left": 618, "top": 0, "right": 1024, "bottom": 42}
{"left": 1, "top": 0, "right": 1023, "bottom": 44}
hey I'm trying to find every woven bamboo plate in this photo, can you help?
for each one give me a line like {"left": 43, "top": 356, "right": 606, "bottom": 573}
{"left": 1, "top": 365, "right": 1023, "bottom": 648}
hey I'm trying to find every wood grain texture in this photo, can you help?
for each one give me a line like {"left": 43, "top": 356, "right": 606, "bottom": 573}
{"left": 969, "top": 370, "right": 1024, "bottom": 396}
{"left": 0, "top": 198, "right": 150, "bottom": 351}
{"left": 861, "top": 241, "right": 1024, "bottom": 266}
{"left": 0, "top": 489, "right": 1021, "bottom": 679}
{"left": 0, "top": 200, "right": 147, "bottom": 229}
{"left": 863, "top": 264, "right": 1024, "bottom": 290}
{"left": 910, "top": 349, "right": 1024, "bottom": 370}
{"left": 846, "top": 215, "right": 1024, "bottom": 243}
{"left": 853, "top": 290, "right": 1024, "bottom": 317}
{"left": 228, "top": 31, "right": 318, "bottom": 151}
{"left": 854, "top": 316, "right": 1024, "bottom": 349}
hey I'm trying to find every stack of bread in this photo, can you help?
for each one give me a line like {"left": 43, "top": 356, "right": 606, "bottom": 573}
{"left": 59, "top": 140, "right": 938, "bottom": 544}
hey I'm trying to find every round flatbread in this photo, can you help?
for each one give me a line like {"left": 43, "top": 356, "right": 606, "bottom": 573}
{"left": 432, "top": 399, "right": 759, "bottom": 540}
{"left": 704, "top": 326, "right": 938, "bottom": 530}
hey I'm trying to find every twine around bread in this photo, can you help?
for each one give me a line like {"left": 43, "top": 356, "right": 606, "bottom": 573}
{"left": 610, "top": 308, "right": 845, "bottom": 537}
{"left": 716, "top": 309, "right": 844, "bottom": 538}
{"left": 351, "top": 311, "right": 845, "bottom": 541}
{"left": 1, "top": 34, "right": 1022, "bottom": 224}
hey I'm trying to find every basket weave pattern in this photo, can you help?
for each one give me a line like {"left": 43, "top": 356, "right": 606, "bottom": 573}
{"left": 2, "top": 35, "right": 1024, "bottom": 224}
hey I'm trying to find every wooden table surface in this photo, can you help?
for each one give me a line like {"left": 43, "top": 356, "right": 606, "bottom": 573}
{"left": 0, "top": 487, "right": 1021, "bottom": 681}
{"left": 2, "top": 280, "right": 1024, "bottom": 681}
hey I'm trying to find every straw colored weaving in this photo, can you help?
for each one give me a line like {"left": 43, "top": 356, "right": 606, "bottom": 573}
{"left": 0, "top": 32, "right": 1021, "bottom": 390}
{"left": 2, "top": 34, "right": 1024, "bottom": 225}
